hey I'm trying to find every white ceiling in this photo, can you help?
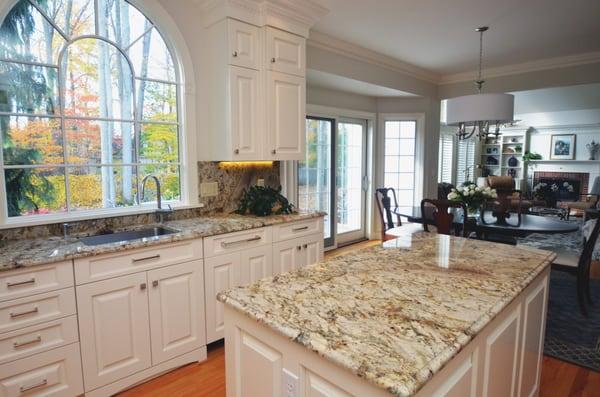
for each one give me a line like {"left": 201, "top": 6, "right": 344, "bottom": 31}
{"left": 307, "top": 70, "right": 418, "bottom": 97}
{"left": 312, "top": 0, "right": 600, "bottom": 76}
{"left": 513, "top": 83, "right": 600, "bottom": 114}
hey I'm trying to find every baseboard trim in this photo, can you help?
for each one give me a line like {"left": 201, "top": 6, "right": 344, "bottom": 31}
{"left": 85, "top": 347, "right": 207, "bottom": 397}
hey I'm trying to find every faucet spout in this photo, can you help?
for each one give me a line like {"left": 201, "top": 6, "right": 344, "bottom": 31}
{"left": 141, "top": 175, "right": 173, "bottom": 223}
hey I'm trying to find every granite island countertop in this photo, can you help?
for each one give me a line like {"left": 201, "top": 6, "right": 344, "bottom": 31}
{"left": 0, "top": 212, "right": 325, "bottom": 272}
{"left": 217, "top": 232, "right": 556, "bottom": 397}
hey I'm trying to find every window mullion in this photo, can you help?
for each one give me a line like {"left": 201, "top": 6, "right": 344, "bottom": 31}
{"left": 27, "top": 0, "right": 70, "bottom": 42}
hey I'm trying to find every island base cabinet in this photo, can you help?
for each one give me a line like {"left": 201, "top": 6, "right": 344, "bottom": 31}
{"left": 272, "top": 233, "right": 323, "bottom": 275}
{"left": 223, "top": 267, "right": 550, "bottom": 397}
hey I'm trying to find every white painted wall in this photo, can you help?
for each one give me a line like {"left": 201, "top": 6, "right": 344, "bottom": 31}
{"left": 307, "top": 86, "right": 378, "bottom": 113}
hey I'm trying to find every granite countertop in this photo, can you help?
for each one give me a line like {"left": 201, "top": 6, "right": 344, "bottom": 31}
{"left": 218, "top": 232, "right": 555, "bottom": 397}
{"left": 0, "top": 212, "right": 325, "bottom": 272}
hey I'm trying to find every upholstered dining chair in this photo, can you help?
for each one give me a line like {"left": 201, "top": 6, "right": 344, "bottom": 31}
{"left": 420, "top": 199, "right": 469, "bottom": 237}
{"left": 375, "top": 188, "right": 422, "bottom": 241}
{"left": 552, "top": 217, "right": 600, "bottom": 316}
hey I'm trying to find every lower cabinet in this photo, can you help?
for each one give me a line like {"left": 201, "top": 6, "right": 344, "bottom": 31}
{"left": 272, "top": 233, "right": 323, "bottom": 275}
{"left": 205, "top": 246, "right": 272, "bottom": 343}
{"left": 77, "top": 260, "right": 205, "bottom": 392}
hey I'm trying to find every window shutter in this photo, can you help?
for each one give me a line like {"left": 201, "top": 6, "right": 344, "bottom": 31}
{"left": 456, "top": 138, "right": 475, "bottom": 186}
{"left": 438, "top": 134, "right": 454, "bottom": 183}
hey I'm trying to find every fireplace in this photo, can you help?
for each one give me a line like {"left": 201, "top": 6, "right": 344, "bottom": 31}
{"left": 533, "top": 172, "right": 589, "bottom": 202}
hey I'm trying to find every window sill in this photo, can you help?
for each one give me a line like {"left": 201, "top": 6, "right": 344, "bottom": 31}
{"left": 0, "top": 203, "right": 205, "bottom": 230}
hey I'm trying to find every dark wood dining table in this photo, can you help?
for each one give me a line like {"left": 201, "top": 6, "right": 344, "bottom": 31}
{"left": 393, "top": 206, "right": 580, "bottom": 238}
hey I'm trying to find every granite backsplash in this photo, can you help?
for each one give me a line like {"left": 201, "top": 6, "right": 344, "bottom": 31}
{"left": 0, "top": 161, "right": 281, "bottom": 240}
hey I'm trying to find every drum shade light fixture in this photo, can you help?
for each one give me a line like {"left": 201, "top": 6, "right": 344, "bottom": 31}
{"left": 446, "top": 27, "right": 514, "bottom": 140}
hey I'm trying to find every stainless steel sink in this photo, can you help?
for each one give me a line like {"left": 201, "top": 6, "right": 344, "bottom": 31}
{"left": 79, "top": 227, "right": 178, "bottom": 246}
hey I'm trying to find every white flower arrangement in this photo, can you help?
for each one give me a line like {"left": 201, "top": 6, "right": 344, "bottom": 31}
{"left": 447, "top": 184, "right": 497, "bottom": 213}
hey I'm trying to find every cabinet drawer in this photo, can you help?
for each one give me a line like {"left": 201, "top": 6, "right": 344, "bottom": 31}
{"left": 265, "top": 26, "right": 305, "bottom": 76}
{"left": 0, "top": 262, "right": 73, "bottom": 303}
{"left": 0, "top": 316, "right": 78, "bottom": 365}
{"left": 204, "top": 227, "right": 271, "bottom": 258}
{"left": 272, "top": 219, "right": 323, "bottom": 242}
{"left": 227, "top": 18, "right": 260, "bottom": 69}
{"left": 0, "top": 289, "right": 76, "bottom": 334}
{"left": 0, "top": 343, "right": 83, "bottom": 397}
{"left": 74, "top": 238, "right": 203, "bottom": 284}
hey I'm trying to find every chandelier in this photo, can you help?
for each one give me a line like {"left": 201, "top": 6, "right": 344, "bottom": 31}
{"left": 446, "top": 27, "right": 514, "bottom": 140}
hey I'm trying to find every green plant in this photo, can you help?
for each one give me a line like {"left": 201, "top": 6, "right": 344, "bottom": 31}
{"left": 235, "top": 186, "right": 295, "bottom": 216}
{"left": 515, "top": 145, "right": 522, "bottom": 153}
{"left": 522, "top": 151, "right": 542, "bottom": 163}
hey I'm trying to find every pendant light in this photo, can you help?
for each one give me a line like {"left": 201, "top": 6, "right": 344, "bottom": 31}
{"left": 446, "top": 27, "right": 514, "bottom": 140}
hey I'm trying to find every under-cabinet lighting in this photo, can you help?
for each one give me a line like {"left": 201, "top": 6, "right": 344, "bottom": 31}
{"left": 218, "top": 161, "right": 274, "bottom": 169}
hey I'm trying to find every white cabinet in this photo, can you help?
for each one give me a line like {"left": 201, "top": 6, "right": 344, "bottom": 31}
{"left": 229, "top": 66, "right": 261, "bottom": 159}
{"left": 148, "top": 260, "right": 206, "bottom": 365}
{"left": 202, "top": 18, "right": 307, "bottom": 161}
{"left": 204, "top": 246, "right": 272, "bottom": 343}
{"left": 77, "top": 252, "right": 206, "bottom": 392}
{"left": 77, "top": 272, "right": 152, "bottom": 391}
{"left": 267, "top": 71, "right": 306, "bottom": 160}
{"left": 265, "top": 27, "right": 306, "bottom": 77}
{"left": 272, "top": 233, "right": 323, "bottom": 275}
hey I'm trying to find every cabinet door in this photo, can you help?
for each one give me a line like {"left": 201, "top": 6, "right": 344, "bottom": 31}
{"left": 205, "top": 253, "right": 241, "bottom": 343}
{"left": 148, "top": 260, "right": 206, "bottom": 365}
{"left": 76, "top": 273, "right": 151, "bottom": 391}
{"left": 267, "top": 71, "right": 305, "bottom": 161}
{"left": 240, "top": 246, "right": 273, "bottom": 285}
{"left": 272, "top": 239, "right": 303, "bottom": 276}
{"left": 265, "top": 27, "right": 305, "bottom": 77}
{"left": 303, "top": 233, "right": 324, "bottom": 268}
{"left": 229, "top": 66, "right": 261, "bottom": 160}
{"left": 228, "top": 19, "right": 260, "bottom": 69}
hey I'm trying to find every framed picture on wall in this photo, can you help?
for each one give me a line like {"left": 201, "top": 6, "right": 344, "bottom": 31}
{"left": 550, "top": 134, "right": 576, "bottom": 160}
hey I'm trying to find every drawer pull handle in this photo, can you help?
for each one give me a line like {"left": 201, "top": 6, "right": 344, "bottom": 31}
{"left": 10, "top": 306, "right": 39, "bottom": 318}
{"left": 132, "top": 254, "right": 161, "bottom": 263}
{"left": 221, "top": 236, "right": 261, "bottom": 248}
{"left": 292, "top": 226, "right": 309, "bottom": 232}
{"left": 13, "top": 335, "right": 42, "bottom": 348}
{"left": 20, "top": 379, "right": 47, "bottom": 393}
{"left": 7, "top": 278, "right": 36, "bottom": 288}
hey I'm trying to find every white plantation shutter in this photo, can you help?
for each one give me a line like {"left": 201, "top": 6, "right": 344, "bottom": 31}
{"left": 438, "top": 134, "right": 454, "bottom": 183}
{"left": 456, "top": 138, "right": 476, "bottom": 186}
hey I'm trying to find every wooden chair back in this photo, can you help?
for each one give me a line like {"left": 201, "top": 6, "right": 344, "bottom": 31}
{"left": 481, "top": 189, "right": 522, "bottom": 226}
{"left": 420, "top": 199, "right": 468, "bottom": 237}
{"left": 577, "top": 218, "right": 600, "bottom": 315}
{"left": 375, "top": 188, "right": 401, "bottom": 240}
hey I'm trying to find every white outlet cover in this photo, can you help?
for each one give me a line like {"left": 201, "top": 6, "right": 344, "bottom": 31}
{"left": 282, "top": 369, "right": 298, "bottom": 397}
{"left": 200, "top": 182, "right": 219, "bottom": 197}
{"left": 257, "top": 178, "right": 265, "bottom": 187}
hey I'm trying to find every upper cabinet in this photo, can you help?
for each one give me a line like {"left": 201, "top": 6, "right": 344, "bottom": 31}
{"left": 265, "top": 27, "right": 306, "bottom": 77}
{"left": 201, "top": 18, "right": 308, "bottom": 161}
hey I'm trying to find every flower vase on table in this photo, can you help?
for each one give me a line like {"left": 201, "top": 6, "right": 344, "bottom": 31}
{"left": 447, "top": 183, "right": 498, "bottom": 218}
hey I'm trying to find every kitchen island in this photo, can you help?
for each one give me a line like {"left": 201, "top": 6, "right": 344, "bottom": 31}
{"left": 218, "top": 232, "right": 555, "bottom": 397}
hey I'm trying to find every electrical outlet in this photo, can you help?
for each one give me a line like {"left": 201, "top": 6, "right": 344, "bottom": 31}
{"left": 282, "top": 369, "right": 298, "bottom": 397}
{"left": 257, "top": 178, "right": 265, "bottom": 187}
{"left": 200, "top": 182, "right": 218, "bottom": 197}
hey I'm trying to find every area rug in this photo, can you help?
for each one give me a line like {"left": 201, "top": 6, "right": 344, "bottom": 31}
{"left": 544, "top": 270, "right": 600, "bottom": 372}
{"left": 517, "top": 219, "right": 583, "bottom": 257}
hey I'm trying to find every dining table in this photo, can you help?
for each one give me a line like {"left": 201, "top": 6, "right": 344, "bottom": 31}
{"left": 393, "top": 206, "right": 580, "bottom": 238}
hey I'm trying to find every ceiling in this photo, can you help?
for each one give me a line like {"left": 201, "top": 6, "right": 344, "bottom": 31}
{"left": 307, "top": 70, "right": 418, "bottom": 97}
{"left": 312, "top": 0, "right": 600, "bottom": 76}
{"left": 513, "top": 83, "right": 600, "bottom": 114}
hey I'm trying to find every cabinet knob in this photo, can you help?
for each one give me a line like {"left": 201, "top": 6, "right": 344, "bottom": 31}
{"left": 297, "top": 246, "right": 301, "bottom": 251}
{"left": 232, "top": 51, "right": 238, "bottom": 57}
{"left": 303, "top": 244, "right": 308, "bottom": 249}
{"left": 140, "top": 283, "right": 147, "bottom": 290}
{"left": 271, "top": 57, "right": 276, "bottom": 63}
{"left": 152, "top": 280, "right": 159, "bottom": 287}
{"left": 271, "top": 149, "right": 276, "bottom": 155}
{"left": 234, "top": 149, "right": 239, "bottom": 154}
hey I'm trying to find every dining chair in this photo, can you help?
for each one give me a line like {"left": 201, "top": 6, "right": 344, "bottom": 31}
{"left": 420, "top": 199, "right": 468, "bottom": 237}
{"left": 375, "top": 188, "right": 421, "bottom": 241}
{"left": 481, "top": 190, "right": 523, "bottom": 227}
{"left": 552, "top": 218, "right": 600, "bottom": 316}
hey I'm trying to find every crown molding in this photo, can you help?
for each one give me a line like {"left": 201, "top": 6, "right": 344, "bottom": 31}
{"left": 307, "top": 30, "right": 440, "bottom": 84}
{"left": 439, "top": 51, "right": 600, "bottom": 85}
{"left": 195, "top": 0, "right": 330, "bottom": 37}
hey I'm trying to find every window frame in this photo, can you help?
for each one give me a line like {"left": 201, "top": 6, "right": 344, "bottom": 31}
{"left": 0, "top": 0, "right": 198, "bottom": 227}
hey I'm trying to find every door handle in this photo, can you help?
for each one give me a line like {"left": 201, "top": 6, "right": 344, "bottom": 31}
{"left": 7, "top": 278, "right": 36, "bottom": 288}
{"left": 362, "top": 175, "right": 369, "bottom": 192}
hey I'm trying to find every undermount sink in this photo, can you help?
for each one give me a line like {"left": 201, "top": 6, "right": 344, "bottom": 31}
{"left": 79, "top": 227, "right": 179, "bottom": 246}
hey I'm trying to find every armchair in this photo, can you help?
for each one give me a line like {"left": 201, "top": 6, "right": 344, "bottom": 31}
{"left": 566, "top": 176, "right": 600, "bottom": 219}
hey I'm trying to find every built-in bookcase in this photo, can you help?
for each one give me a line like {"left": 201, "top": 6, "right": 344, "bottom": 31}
{"left": 479, "top": 131, "right": 528, "bottom": 190}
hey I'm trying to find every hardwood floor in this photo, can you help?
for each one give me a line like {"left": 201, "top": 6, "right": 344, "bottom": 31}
{"left": 118, "top": 240, "right": 598, "bottom": 397}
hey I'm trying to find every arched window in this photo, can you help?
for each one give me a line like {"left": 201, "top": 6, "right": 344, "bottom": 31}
{"left": 0, "top": 0, "right": 181, "bottom": 218}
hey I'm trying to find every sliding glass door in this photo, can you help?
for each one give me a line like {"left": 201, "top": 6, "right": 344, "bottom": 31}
{"left": 298, "top": 116, "right": 367, "bottom": 247}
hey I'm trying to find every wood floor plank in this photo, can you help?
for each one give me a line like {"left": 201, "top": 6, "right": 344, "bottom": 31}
{"left": 117, "top": 241, "right": 597, "bottom": 397}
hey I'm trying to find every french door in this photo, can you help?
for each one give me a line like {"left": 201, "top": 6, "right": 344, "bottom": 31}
{"left": 298, "top": 117, "right": 367, "bottom": 247}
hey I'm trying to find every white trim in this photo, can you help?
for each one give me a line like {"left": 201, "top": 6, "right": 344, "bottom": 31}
{"left": 440, "top": 51, "right": 600, "bottom": 85}
{"left": 307, "top": 31, "right": 439, "bottom": 84}
{"left": 306, "top": 104, "right": 376, "bottom": 121}
{"left": 0, "top": 203, "right": 204, "bottom": 230}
